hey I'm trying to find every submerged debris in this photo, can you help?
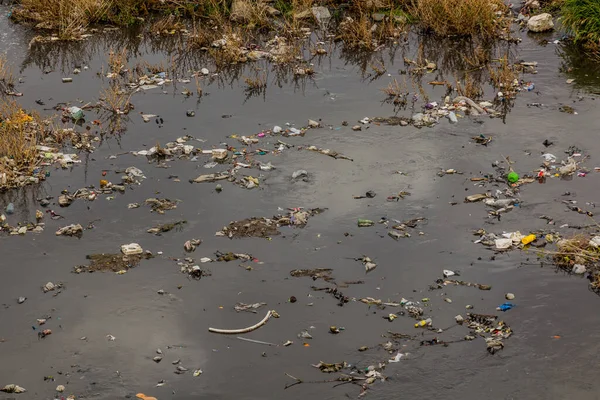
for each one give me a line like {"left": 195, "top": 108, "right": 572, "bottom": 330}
{"left": 73, "top": 252, "right": 152, "bottom": 273}
{"left": 360, "top": 297, "right": 400, "bottom": 307}
{"left": 312, "top": 286, "right": 349, "bottom": 306}
{"left": 354, "top": 256, "right": 377, "bottom": 273}
{"left": 431, "top": 279, "right": 492, "bottom": 291}
{"left": 147, "top": 220, "right": 187, "bottom": 235}
{"left": 177, "top": 259, "right": 212, "bottom": 280}
{"left": 144, "top": 198, "right": 179, "bottom": 213}
{"left": 1, "top": 384, "right": 27, "bottom": 393}
{"left": 55, "top": 223, "right": 83, "bottom": 237}
{"left": 234, "top": 302, "right": 267, "bottom": 313}
{"left": 215, "top": 251, "right": 252, "bottom": 262}
{"left": 311, "top": 361, "right": 347, "bottom": 373}
{"left": 217, "top": 217, "right": 277, "bottom": 238}
{"left": 466, "top": 313, "right": 512, "bottom": 354}
{"left": 216, "top": 208, "right": 325, "bottom": 238}
{"left": 42, "top": 281, "right": 62, "bottom": 293}
{"left": 184, "top": 239, "right": 202, "bottom": 252}
{"left": 305, "top": 146, "right": 353, "bottom": 161}
{"left": 290, "top": 268, "right": 334, "bottom": 282}
{"left": 552, "top": 235, "right": 600, "bottom": 288}
{"left": 192, "top": 172, "right": 230, "bottom": 183}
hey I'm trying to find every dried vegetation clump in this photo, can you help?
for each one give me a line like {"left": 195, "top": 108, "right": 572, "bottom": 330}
{"left": 73, "top": 252, "right": 153, "bottom": 273}
{"left": 12, "top": 0, "right": 517, "bottom": 75}
{"left": 12, "top": 0, "right": 116, "bottom": 39}
{"left": 547, "top": 233, "right": 600, "bottom": 295}
{"left": 0, "top": 99, "right": 93, "bottom": 190}
{"left": 0, "top": 100, "right": 44, "bottom": 189}
{"left": 455, "top": 74, "right": 484, "bottom": 99}
{"left": 216, "top": 208, "right": 326, "bottom": 238}
{"left": 337, "top": 14, "right": 400, "bottom": 50}
{"left": 0, "top": 57, "right": 15, "bottom": 95}
{"left": 0, "top": 54, "right": 94, "bottom": 190}
{"left": 488, "top": 55, "right": 520, "bottom": 94}
{"left": 409, "top": 0, "right": 509, "bottom": 39}
{"left": 552, "top": 234, "right": 600, "bottom": 271}
{"left": 381, "top": 78, "right": 409, "bottom": 106}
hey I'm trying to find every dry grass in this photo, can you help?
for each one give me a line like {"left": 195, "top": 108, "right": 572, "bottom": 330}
{"left": 381, "top": 78, "right": 409, "bottom": 105}
{"left": 288, "top": 0, "right": 315, "bottom": 16}
{"left": 488, "top": 55, "right": 519, "bottom": 94}
{"left": 409, "top": 0, "right": 508, "bottom": 39}
{"left": 235, "top": 1, "right": 272, "bottom": 28}
{"left": 455, "top": 74, "right": 484, "bottom": 99}
{"left": 195, "top": 75, "right": 203, "bottom": 96}
{"left": 350, "top": 0, "right": 394, "bottom": 11}
{"left": 99, "top": 84, "right": 133, "bottom": 114}
{"left": 243, "top": 67, "right": 267, "bottom": 99}
{"left": 188, "top": 21, "right": 219, "bottom": 49}
{"left": 336, "top": 11, "right": 405, "bottom": 51}
{"left": 135, "top": 59, "right": 170, "bottom": 76}
{"left": 244, "top": 69, "right": 267, "bottom": 90}
{"left": 150, "top": 15, "right": 185, "bottom": 35}
{"left": 268, "top": 34, "right": 303, "bottom": 64}
{"left": 551, "top": 234, "right": 600, "bottom": 270}
{"left": 371, "top": 60, "right": 386, "bottom": 76}
{"left": 13, "top": 0, "right": 114, "bottom": 39}
{"left": 0, "top": 56, "right": 15, "bottom": 95}
{"left": 0, "top": 100, "right": 43, "bottom": 188}
{"left": 464, "top": 45, "right": 492, "bottom": 69}
{"left": 337, "top": 15, "right": 376, "bottom": 50}
{"left": 209, "top": 27, "right": 248, "bottom": 68}
{"left": 108, "top": 47, "right": 128, "bottom": 76}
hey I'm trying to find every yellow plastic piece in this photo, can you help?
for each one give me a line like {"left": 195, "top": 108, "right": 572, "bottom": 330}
{"left": 521, "top": 234, "right": 536, "bottom": 245}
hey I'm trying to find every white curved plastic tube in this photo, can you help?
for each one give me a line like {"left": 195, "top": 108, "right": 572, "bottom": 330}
{"left": 209, "top": 310, "right": 273, "bottom": 334}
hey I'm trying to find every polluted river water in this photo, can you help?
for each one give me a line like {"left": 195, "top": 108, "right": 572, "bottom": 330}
{"left": 2, "top": 4, "right": 600, "bottom": 400}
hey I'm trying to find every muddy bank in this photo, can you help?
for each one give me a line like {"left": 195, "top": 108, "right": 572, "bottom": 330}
{"left": 2, "top": 5, "right": 600, "bottom": 400}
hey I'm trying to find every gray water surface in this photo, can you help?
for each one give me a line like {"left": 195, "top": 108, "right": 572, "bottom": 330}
{"left": 2, "top": 7, "right": 600, "bottom": 400}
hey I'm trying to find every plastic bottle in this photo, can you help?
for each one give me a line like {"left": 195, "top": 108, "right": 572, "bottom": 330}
{"left": 5, "top": 203, "right": 14, "bottom": 214}
{"left": 521, "top": 234, "right": 536, "bottom": 245}
{"left": 67, "top": 106, "right": 84, "bottom": 120}
{"left": 414, "top": 318, "right": 432, "bottom": 328}
{"left": 447, "top": 111, "right": 458, "bottom": 124}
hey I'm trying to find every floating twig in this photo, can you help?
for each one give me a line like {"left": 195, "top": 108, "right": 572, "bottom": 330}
{"left": 284, "top": 373, "right": 365, "bottom": 390}
{"left": 236, "top": 337, "right": 277, "bottom": 346}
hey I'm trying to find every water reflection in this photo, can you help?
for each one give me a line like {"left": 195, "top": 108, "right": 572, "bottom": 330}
{"left": 558, "top": 41, "right": 600, "bottom": 91}
{"left": 17, "top": 25, "right": 540, "bottom": 130}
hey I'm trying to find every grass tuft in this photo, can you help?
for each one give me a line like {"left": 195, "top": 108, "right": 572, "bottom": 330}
{"left": 381, "top": 78, "right": 409, "bottom": 106}
{"left": 13, "top": 0, "right": 115, "bottom": 39}
{"left": 562, "top": 0, "right": 600, "bottom": 53}
{"left": 488, "top": 55, "right": 519, "bottom": 95}
{"left": 0, "top": 56, "right": 15, "bottom": 95}
{"left": 455, "top": 74, "right": 484, "bottom": 99}
{"left": 0, "top": 99, "right": 44, "bottom": 189}
{"left": 409, "top": 0, "right": 508, "bottom": 39}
